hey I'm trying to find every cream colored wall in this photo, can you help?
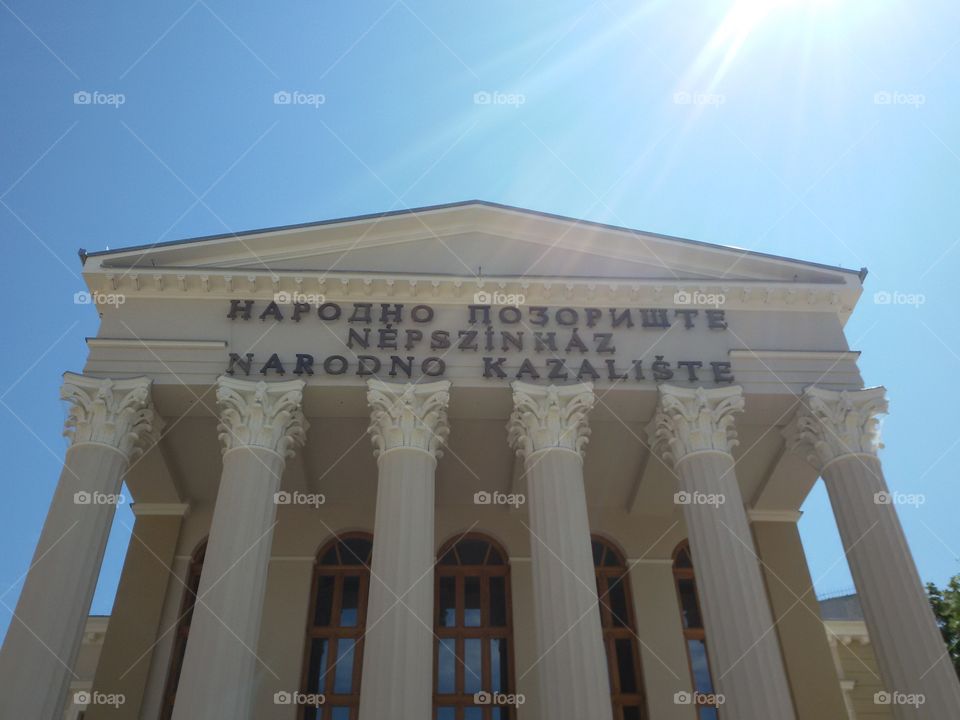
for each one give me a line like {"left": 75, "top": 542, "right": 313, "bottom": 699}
{"left": 87, "top": 513, "right": 183, "bottom": 720}
{"left": 752, "top": 520, "right": 848, "bottom": 719}
{"left": 62, "top": 617, "right": 108, "bottom": 720}
{"left": 826, "top": 622, "right": 895, "bottom": 720}
{"left": 76, "top": 500, "right": 900, "bottom": 720}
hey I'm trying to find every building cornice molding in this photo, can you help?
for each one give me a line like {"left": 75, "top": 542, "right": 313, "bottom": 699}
{"left": 61, "top": 373, "right": 163, "bottom": 460}
{"left": 648, "top": 384, "right": 745, "bottom": 466}
{"left": 783, "top": 386, "right": 887, "bottom": 471}
{"left": 216, "top": 376, "right": 308, "bottom": 458}
{"left": 747, "top": 508, "right": 803, "bottom": 523}
{"left": 131, "top": 502, "right": 190, "bottom": 517}
{"left": 507, "top": 381, "right": 595, "bottom": 462}
{"left": 366, "top": 379, "right": 451, "bottom": 460}
{"left": 80, "top": 267, "right": 858, "bottom": 315}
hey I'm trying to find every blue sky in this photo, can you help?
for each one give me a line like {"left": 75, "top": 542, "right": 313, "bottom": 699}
{"left": 1, "top": 0, "right": 958, "bottom": 643}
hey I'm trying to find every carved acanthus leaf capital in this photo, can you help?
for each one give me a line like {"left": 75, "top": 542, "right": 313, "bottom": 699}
{"left": 216, "top": 376, "right": 308, "bottom": 457}
{"left": 648, "top": 384, "right": 744, "bottom": 466}
{"left": 367, "top": 379, "right": 451, "bottom": 460}
{"left": 783, "top": 386, "right": 887, "bottom": 470}
{"left": 507, "top": 382, "right": 595, "bottom": 461}
{"left": 61, "top": 373, "right": 163, "bottom": 459}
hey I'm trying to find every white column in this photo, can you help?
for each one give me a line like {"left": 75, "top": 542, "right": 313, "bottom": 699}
{"left": 507, "top": 381, "right": 613, "bottom": 720}
{"left": 0, "top": 373, "right": 161, "bottom": 720}
{"left": 649, "top": 384, "right": 796, "bottom": 719}
{"left": 171, "top": 377, "right": 307, "bottom": 720}
{"left": 784, "top": 386, "right": 960, "bottom": 717}
{"left": 358, "top": 379, "right": 450, "bottom": 720}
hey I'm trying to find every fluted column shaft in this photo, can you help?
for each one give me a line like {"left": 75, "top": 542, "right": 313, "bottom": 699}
{"left": 358, "top": 380, "right": 450, "bottom": 720}
{"left": 651, "top": 384, "right": 796, "bottom": 719}
{"left": 172, "top": 377, "right": 307, "bottom": 720}
{"left": 674, "top": 451, "right": 797, "bottom": 718}
{"left": 786, "top": 386, "right": 960, "bottom": 718}
{"left": 508, "top": 382, "right": 613, "bottom": 720}
{"left": 0, "top": 373, "right": 160, "bottom": 720}
{"left": 824, "top": 455, "right": 960, "bottom": 716}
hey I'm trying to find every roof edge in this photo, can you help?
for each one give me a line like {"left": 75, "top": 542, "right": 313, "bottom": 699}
{"left": 81, "top": 199, "right": 865, "bottom": 279}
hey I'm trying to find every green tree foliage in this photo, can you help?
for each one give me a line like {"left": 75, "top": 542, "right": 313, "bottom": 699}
{"left": 927, "top": 575, "right": 960, "bottom": 678}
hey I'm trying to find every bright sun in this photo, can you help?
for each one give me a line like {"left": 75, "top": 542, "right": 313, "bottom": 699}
{"left": 691, "top": 0, "right": 838, "bottom": 90}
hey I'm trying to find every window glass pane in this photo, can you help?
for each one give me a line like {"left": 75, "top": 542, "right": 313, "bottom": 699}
{"left": 330, "top": 708, "right": 351, "bottom": 720}
{"left": 437, "top": 638, "right": 456, "bottom": 693}
{"left": 306, "top": 638, "right": 329, "bottom": 694}
{"left": 698, "top": 707, "right": 719, "bottom": 720}
{"left": 465, "top": 577, "right": 482, "bottom": 627}
{"left": 464, "top": 638, "right": 482, "bottom": 694}
{"left": 437, "top": 709, "right": 456, "bottom": 720}
{"left": 675, "top": 547, "right": 692, "bottom": 568}
{"left": 340, "top": 537, "right": 372, "bottom": 565}
{"left": 339, "top": 576, "right": 360, "bottom": 627}
{"left": 464, "top": 708, "right": 483, "bottom": 720}
{"left": 490, "top": 638, "right": 509, "bottom": 692}
{"left": 678, "top": 578, "right": 702, "bottom": 629}
{"left": 592, "top": 541, "right": 604, "bottom": 566}
{"left": 623, "top": 707, "right": 641, "bottom": 720}
{"left": 486, "top": 547, "right": 505, "bottom": 565}
{"left": 332, "top": 639, "right": 355, "bottom": 694}
{"left": 603, "top": 548, "right": 620, "bottom": 567}
{"left": 489, "top": 576, "right": 507, "bottom": 627}
{"left": 606, "top": 575, "right": 630, "bottom": 628}
{"left": 314, "top": 576, "right": 335, "bottom": 627}
{"left": 320, "top": 545, "right": 339, "bottom": 565}
{"left": 687, "top": 638, "right": 715, "bottom": 695}
{"left": 457, "top": 539, "right": 489, "bottom": 565}
{"left": 491, "top": 708, "right": 505, "bottom": 720}
{"left": 615, "top": 638, "right": 637, "bottom": 694}
{"left": 438, "top": 576, "right": 457, "bottom": 627}
{"left": 439, "top": 549, "right": 457, "bottom": 565}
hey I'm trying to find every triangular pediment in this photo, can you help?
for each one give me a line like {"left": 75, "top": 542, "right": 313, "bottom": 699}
{"left": 85, "top": 201, "right": 860, "bottom": 285}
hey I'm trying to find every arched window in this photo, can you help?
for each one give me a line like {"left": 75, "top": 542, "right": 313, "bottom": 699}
{"left": 434, "top": 534, "right": 515, "bottom": 720}
{"left": 300, "top": 534, "right": 373, "bottom": 720}
{"left": 592, "top": 537, "right": 648, "bottom": 720}
{"left": 160, "top": 539, "right": 206, "bottom": 720}
{"left": 672, "top": 541, "right": 719, "bottom": 719}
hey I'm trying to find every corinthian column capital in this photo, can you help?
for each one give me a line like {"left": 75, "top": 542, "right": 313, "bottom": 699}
{"left": 507, "top": 381, "right": 595, "bottom": 461}
{"left": 367, "top": 379, "right": 451, "bottom": 460}
{"left": 61, "top": 372, "right": 163, "bottom": 459}
{"left": 649, "top": 384, "right": 744, "bottom": 466}
{"left": 215, "top": 376, "right": 308, "bottom": 457}
{"left": 783, "top": 386, "right": 887, "bottom": 470}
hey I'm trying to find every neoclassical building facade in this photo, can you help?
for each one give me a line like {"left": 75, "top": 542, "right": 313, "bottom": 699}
{"left": 0, "top": 201, "right": 956, "bottom": 720}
